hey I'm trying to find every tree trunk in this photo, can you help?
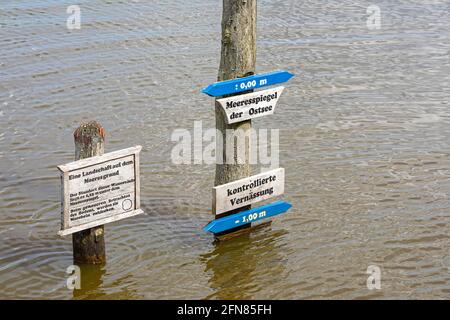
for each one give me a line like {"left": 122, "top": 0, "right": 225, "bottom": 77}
{"left": 215, "top": 0, "right": 257, "bottom": 187}
{"left": 72, "top": 121, "right": 106, "bottom": 264}
{"left": 214, "top": 0, "right": 257, "bottom": 236}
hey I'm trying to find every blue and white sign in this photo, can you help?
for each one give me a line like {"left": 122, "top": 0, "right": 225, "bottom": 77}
{"left": 202, "top": 70, "right": 294, "bottom": 97}
{"left": 204, "top": 200, "right": 292, "bottom": 234}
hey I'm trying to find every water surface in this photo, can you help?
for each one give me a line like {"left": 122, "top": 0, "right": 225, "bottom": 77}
{"left": 0, "top": 0, "right": 449, "bottom": 299}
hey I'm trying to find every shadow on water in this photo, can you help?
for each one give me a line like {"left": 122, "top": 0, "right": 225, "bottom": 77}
{"left": 72, "top": 263, "right": 142, "bottom": 299}
{"left": 200, "top": 224, "right": 290, "bottom": 299}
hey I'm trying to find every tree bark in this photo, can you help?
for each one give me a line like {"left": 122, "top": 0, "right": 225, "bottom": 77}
{"left": 214, "top": 0, "right": 257, "bottom": 237}
{"left": 72, "top": 121, "right": 106, "bottom": 264}
{"left": 215, "top": 0, "right": 257, "bottom": 187}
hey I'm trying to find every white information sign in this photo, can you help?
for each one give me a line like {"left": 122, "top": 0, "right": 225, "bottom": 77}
{"left": 57, "top": 146, "right": 143, "bottom": 236}
{"left": 216, "top": 86, "right": 284, "bottom": 124}
{"left": 213, "top": 168, "right": 285, "bottom": 216}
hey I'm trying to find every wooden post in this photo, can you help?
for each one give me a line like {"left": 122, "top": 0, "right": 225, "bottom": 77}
{"left": 214, "top": 0, "right": 257, "bottom": 237}
{"left": 72, "top": 121, "right": 106, "bottom": 264}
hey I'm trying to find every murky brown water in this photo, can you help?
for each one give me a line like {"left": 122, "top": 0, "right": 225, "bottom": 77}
{"left": 1, "top": 0, "right": 449, "bottom": 299}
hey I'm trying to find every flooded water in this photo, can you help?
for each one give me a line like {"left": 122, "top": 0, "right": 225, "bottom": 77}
{"left": 1, "top": 0, "right": 449, "bottom": 299}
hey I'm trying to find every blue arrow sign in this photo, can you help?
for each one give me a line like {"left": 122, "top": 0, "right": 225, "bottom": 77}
{"left": 203, "top": 200, "right": 292, "bottom": 234}
{"left": 202, "top": 70, "right": 294, "bottom": 97}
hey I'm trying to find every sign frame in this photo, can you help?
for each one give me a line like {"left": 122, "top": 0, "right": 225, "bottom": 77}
{"left": 57, "top": 146, "right": 143, "bottom": 236}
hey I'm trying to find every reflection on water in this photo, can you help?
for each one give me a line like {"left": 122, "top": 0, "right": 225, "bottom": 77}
{"left": 202, "top": 225, "right": 289, "bottom": 300}
{"left": 73, "top": 264, "right": 105, "bottom": 300}
{"left": 0, "top": 0, "right": 449, "bottom": 299}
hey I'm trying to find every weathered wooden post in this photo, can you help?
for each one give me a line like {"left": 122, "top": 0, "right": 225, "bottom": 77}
{"left": 214, "top": 0, "right": 257, "bottom": 236}
{"left": 72, "top": 121, "right": 106, "bottom": 264}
